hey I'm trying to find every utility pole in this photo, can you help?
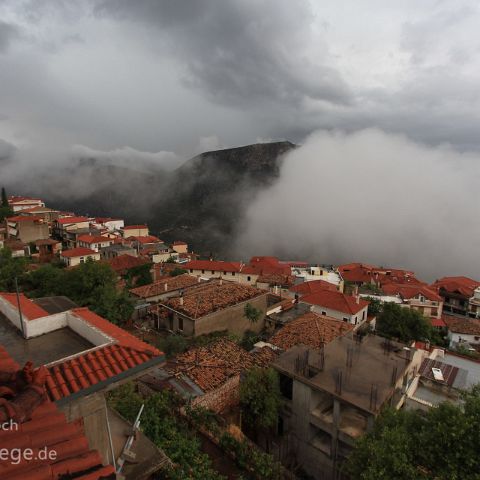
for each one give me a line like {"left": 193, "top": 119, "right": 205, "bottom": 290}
{"left": 15, "top": 277, "right": 26, "bottom": 339}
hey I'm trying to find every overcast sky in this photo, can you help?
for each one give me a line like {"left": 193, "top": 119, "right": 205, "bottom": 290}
{"left": 1, "top": 0, "right": 480, "bottom": 163}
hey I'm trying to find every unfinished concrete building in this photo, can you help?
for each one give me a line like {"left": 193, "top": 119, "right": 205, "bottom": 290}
{"left": 271, "top": 334, "right": 424, "bottom": 480}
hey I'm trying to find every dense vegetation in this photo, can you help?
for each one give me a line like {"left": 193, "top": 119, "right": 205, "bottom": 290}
{"left": 375, "top": 302, "right": 441, "bottom": 344}
{"left": 345, "top": 386, "right": 480, "bottom": 479}
{"left": 1, "top": 252, "right": 135, "bottom": 325}
{"left": 108, "top": 383, "right": 225, "bottom": 480}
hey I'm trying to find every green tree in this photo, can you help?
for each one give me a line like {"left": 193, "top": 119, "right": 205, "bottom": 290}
{"left": 158, "top": 334, "right": 188, "bottom": 358}
{"left": 170, "top": 267, "right": 188, "bottom": 277}
{"left": 0, "top": 247, "right": 28, "bottom": 291}
{"left": 244, "top": 303, "right": 262, "bottom": 324}
{"left": 239, "top": 330, "right": 261, "bottom": 351}
{"left": 1, "top": 187, "right": 8, "bottom": 207}
{"left": 364, "top": 296, "right": 382, "bottom": 316}
{"left": 124, "top": 263, "right": 152, "bottom": 288}
{"left": 240, "top": 367, "right": 282, "bottom": 433}
{"left": 344, "top": 386, "right": 480, "bottom": 480}
{"left": 376, "top": 302, "right": 433, "bottom": 343}
{"left": 21, "top": 263, "right": 64, "bottom": 297}
{"left": 0, "top": 187, "right": 13, "bottom": 221}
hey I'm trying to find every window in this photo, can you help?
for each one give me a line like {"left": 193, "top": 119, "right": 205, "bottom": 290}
{"left": 79, "top": 257, "right": 85, "bottom": 263}
{"left": 362, "top": 310, "right": 366, "bottom": 320}
{"left": 247, "top": 276, "right": 251, "bottom": 281}
{"left": 211, "top": 270, "right": 214, "bottom": 274}
{"left": 190, "top": 269, "right": 193, "bottom": 273}
{"left": 475, "top": 336, "right": 480, "bottom": 341}
{"left": 343, "top": 317, "right": 349, "bottom": 322}
{"left": 224, "top": 271, "right": 227, "bottom": 275}
{"left": 201, "top": 269, "right": 205, "bottom": 274}
{"left": 178, "top": 317, "right": 184, "bottom": 331}
{"left": 232, "top": 272, "right": 235, "bottom": 276}
{"left": 279, "top": 373, "right": 293, "bottom": 400}
{"left": 321, "top": 311, "right": 327, "bottom": 316}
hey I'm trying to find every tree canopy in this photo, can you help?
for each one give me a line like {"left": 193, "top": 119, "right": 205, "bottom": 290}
{"left": 0, "top": 248, "right": 28, "bottom": 291}
{"left": 345, "top": 386, "right": 480, "bottom": 480}
{"left": 240, "top": 367, "right": 282, "bottom": 432}
{"left": 376, "top": 302, "right": 435, "bottom": 343}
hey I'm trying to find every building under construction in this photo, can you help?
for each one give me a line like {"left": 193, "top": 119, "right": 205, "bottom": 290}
{"left": 271, "top": 332, "right": 424, "bottom": 480}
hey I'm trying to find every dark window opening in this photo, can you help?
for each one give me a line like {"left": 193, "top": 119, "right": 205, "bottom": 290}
{"left": 279, "top": 373, "right": 293, "bottom": 400}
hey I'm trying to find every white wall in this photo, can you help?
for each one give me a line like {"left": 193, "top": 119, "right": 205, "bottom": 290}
{"left": 310, "top": 304, "right": 368, "bottom": 326}
{"left": 448, "top": 331, "right": 480, "bottom": 348}
{"left": 67, "top": 312, "right": 113, "bottom": 346}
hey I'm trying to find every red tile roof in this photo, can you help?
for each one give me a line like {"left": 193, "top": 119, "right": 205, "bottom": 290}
{"left": 130, "top": 274, "right": 199, "bottom": 298}
{"left": 61, "top": 247, "right": 98, "bottom": 258}
{"left": 269, "top": 312, "right": 353, "bottom": 350}
{"left": 431, "top": 276, "right": 480, "bottom": 298}
{"left": 159, "top": 280, "right": 264, "bottom": 319}
{"left": 290, "top": 280, "right": 337, "bottom": 295}
{"left": 45, "top": 344, "right": 157, "bottom": 401}
{"left": 185, "top": 260, "right": 242, "bottom": 273}
{"left": 0, "top": 346, "right": 116, "bottom": 480}
{"left": 430, "top": 317, "right": 447, "bottom": 328}
{"left": 173, "top": 240, "right": 187, "bottom": 245}
{"left": 443, "top": 315, "right": 480, "bottom": 336}
{"left": 56, "top": 216, "right": 90, "bottom": 225}
{"left": 123, "top": 225, "right": 148, "bottom": 230}
{"left": 382, "top": 283, "right": 442, "bottom": 302}
{"left": 168, "top": 339, "right": 275, "bottom": 392}
{"left": 302, "top": 290, "right": 369, "bottom": 315}
{"left": 7, "top": 215, "right": 44, "bottom": 223}
{"left": 0, "top": 292, "right": 49, "bottom": 320}
{"left": 77, "top": 234, "right": 113, "bottom": 245}
{"left": 131, "top": 235, "right": 161, "bottom": 244}
{"left": 107, "top": 254, "right": 150, "bottom": 273}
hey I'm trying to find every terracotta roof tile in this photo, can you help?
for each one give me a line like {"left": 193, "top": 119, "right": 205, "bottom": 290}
{"left": 77, "top": 234, "right": 113, "bottom": 244}
{"left": 382, "top": 283, "right": 442, "bottom": 302}
{"left": 444, "top": 315, "right": 480, "bottom": 336}
{"left": 160, "top": 280, "right": 263, "bottom": 319}
{"left": 290, "top": 280, "right": 337, "bottom": 295}
{"left": 185, "top": 260, "right": 243, "bottom": 273}
{"left": 107, "top": 254, "right": 150, "bottom": 273}
{"left": 269, "top": 312, "right": 353, "bottom": 350}
{"left": 431, "top": 276, "right": 480, "bottom": 297}
{"left": 0, "top": 292, "right": 50, "bottom": 320}
{"left": 302, "top": 290, "right": 369, "bottom": 315}
{"left": 56, "top": 216, "right": 90, "bottom": 225}
{"left": 0, "top": 346, "right": 116, "bottom": 480}
{"left": 130, "top": 274, "right": 199, "bottom": 298}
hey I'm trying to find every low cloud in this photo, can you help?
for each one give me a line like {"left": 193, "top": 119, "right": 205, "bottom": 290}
{"left": 235, "top": 129, "right": 480, "bottom": 281}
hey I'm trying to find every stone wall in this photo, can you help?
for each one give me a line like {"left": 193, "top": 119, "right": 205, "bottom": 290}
{"left": 193, "top": 375, "right": 240, "bottom": 413}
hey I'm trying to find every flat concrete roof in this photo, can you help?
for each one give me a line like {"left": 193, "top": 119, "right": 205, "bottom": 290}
{"left": 32, "top": 296, "right": 78, "bottom": 315}
{"left": 273, "top": 333, "right": 414, "bottom": 413}
{"left": 0, "top": 314, "right": 93, "bottom": 367}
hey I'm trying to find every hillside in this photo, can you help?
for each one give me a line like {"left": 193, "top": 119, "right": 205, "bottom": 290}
{"left": 7, "top": 141, "right": 296, "bottom": 255}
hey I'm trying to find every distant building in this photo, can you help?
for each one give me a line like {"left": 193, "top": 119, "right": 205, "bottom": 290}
{"left": 172, "top": 240, "right": 188, "bottom": 254}
{"left": 7, "top": 195, "right": 45, "bottom": 212}
{"left": 381, "top": 283, "right": 444, "bottom": 319}
{"left": 271, "top": 335, "right": 423, "bottom": 479}
{"left": 53, "top": 216, "right": 90, "bottom": 242}
{"left": 20, "top": 205, "right": 60, "bottom": 223}
{"left": 185, "top": 260, "right": 245, "bottom": 282}
{"left": 92, "top": 216, "right": 124, "bottom": 232}
{"left": 5, "top": 215, "right": 49, "bottom": 243}
{"left": 100, "top": 243, "right": 137, "bottom": 259}
{"left": 151, "top": 279, "right": 268, "bottom": 336}
{"left": 469, "top": 287, "right": 480, "bottom": 319}
{"left": 444, "top": 316, "right": 480, "bottom": 350}
{"left": 34, "top": 238, "right": 62, "bottom": 262}
{"left": 431, "top": 276, "right": 480, "bottom": 317}
{"left": 121, "top": 224, "right": 149, "bottom": 237}
{"left": 60, "top": 247, "right": 100, "bottom": 267}
{"left": 76, "top": 234, "right": 115, "bottom": 252}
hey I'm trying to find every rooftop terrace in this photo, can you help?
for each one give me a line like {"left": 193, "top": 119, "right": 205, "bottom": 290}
{"left": 273, "top": 333, "right": 415, "bottom": 413}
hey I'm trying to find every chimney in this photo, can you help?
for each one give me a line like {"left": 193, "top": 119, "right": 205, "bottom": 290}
{"left": 164, "top": 283, "right": 168, "bottom": 292}
{"left": 356, "top": 295, "right": 360, "bottom": 304}
{"left": 219, "top": 278, "right": 223, "bottom": 286}
{"left": 179, "top": 296, "right": 184, "bottom": 306}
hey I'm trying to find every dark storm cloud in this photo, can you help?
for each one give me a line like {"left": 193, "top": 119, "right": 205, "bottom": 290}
{"left": 95, "top": 0, "right": 352, "bottom": 108}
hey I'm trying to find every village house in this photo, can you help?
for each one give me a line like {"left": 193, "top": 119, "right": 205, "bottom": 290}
{"left": 271, "top": 334, "right": 423, "bottom": 479}
{"left": 100, "top": 243, "right": 137, "bottom": 259}
{"left": 53, "top": 216, "right": 90, "bottom": 243}
{"left": 19, "top": 205, "right": 60, "bottom": 223}
{"left": 469, "top": 287, "right": 480, "bottom": 319}
{"left": 121, "top": 224, "right": 149, "bottom": 237}
{"left": 5, "top": 215, "right": 50, "bottom": 243}
{"left": 444, "top": 316, "right": 480, "bottom": 350}
{"left": 130, "top": 273, "right": 200, "bottom": 305}
{"left": 4, "top": 238, "right": 28, "bottom": 257}
{"left": 0, "top": 293, "right": 168, "bottom": 478}
{"left": 431, "top": 276, "right": 480, "bottom": 317}
{"left": 76, "top": 233, "right": 115, "bottom": 252}
{"left": 34, "top": 238, "right": 62, "bottom": 262}
{"left": 185, "top": 259, "right": 246, "bottom": 282}
{"left": 60, "top": 246, "right": 100, "bottom": 266}
{"left": 293, "top": 264, "right": 344, "bottom": 290}
{"left": 171, "top": 240, "right": 188, "bottom": 254}
{"left": 289, "top": 279, "right": 338, "bottom": 297}
{"left": 92, "top": 216, "right": 125, "bottom": 232}
{"left": 141, "top": 339, "right": 276, "bottom": 414}
{"left": 301, "top": 290, "right": 370, "bottom": 326}
{"left": 7, "top": 195, "right": 45, "bottom": 212}
{"left": 150, "top": 279, "right": 269, "bottom": 336}
{"left": 381, "top": 283, "right": 444, "bottom": 319}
